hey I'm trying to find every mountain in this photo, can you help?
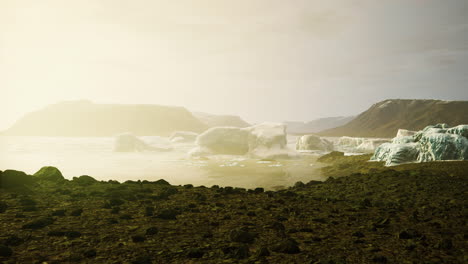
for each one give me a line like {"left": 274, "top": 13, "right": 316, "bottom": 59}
{"left": 193, "top": 112, "right": 250, "bottom": 128}
{"left": 4, "top": 100, "right": 209, "bottom": 136}
{"left": 320, "top": 99, "right": 468, "bottom": 138}
{"left": 284, "top": 116, "right": 355, "bottom": 134}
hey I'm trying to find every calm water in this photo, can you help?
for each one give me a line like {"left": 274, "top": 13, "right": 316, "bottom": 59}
{"left": 0, "top": 136, "right": 328, "bottom": 190}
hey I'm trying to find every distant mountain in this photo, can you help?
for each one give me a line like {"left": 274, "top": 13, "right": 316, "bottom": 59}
{"left": 320, "top": 99, "right": 468, "bottom": 138}
{"left": 284, "top": 116, "right": 355, "bottom": 134}
{"left": 193, "top": 112, "right": 250, "bottom": 128}
{"left": 4, "top": 100, "right": 209, "bottom": 136}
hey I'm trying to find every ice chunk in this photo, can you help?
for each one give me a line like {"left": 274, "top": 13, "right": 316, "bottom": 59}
{"left": 296, "top": 134, "right": 334, "bottom": 151}
{"left": 170, "top": 131, "right": 199, "bottom": 143}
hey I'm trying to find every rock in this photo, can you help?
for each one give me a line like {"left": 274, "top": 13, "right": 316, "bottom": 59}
{"left": 257, "top": 247, "right": 270, "bottom": 257}
{"left": 83, "top": 249, "right": 97, "bottom": 258}
{"left": 222, "top": 244, "right": 250, "bottom": 259}
{"left": 0, "top": 170, "right": 35, "bottom": 188}
{"left": 0, "top": 201, "right": 7, "bottom": 213}
{"left": 22, "top": 217, "right": 54, "bottom": 229}
{"left": 33, "top": 166, "right": 64, "bottom": 182}
{"left": 145, "top": 227, "right": 158, "bottom": 236}
{"left": 153, "top": 179, "right": 171, "bottom": 185}
{"left": 271, "top": 238, "right": 301, "bottom": 254}
{"left": 70, "top": 208, "right": 83, "bottom": 216}
{"left": 155, "top": 209, "right": 179, "bottom": 220}
{"left": 4, "top": 235, "right": 24, "bottom": 246}
{"left": 170, "top": 131, "right": 199, "bottom": 143}
{"left": 72, "top": 175, "right": 98, "bottom": 186}
{"left": 229, "top": 228, "right": 255, "bottom": 243}
{"left": 0, "top": 244, "right": 13, "bottom": 257}
{"left": 51, "top": 209, "right": 67, "bottom": 216}
{"left": 186, "top": 248, "right": 204, "bottom": 258}
{"left": 296, "top": 134, "right": 334, "bottom": 151}
{"left": 131, "top": 235, "right": 146, "bottom": 243}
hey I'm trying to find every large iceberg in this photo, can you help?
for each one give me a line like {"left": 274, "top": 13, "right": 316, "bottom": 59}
{"left": 114, "top": 133, "right": 172, "bottom": 152}
{"left": 372, "top": 124, "right": 468, "bottom": 165}
{"left": 296, "top": 134, "right": 334, "bottom": 151}
{"left": 190, "top": 123, "right": 297, "bottom": 159}
{"left": 335, "top": 136, "right": 390, "bottom": 153}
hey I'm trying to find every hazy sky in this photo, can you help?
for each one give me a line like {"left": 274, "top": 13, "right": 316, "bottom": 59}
{"left": 1, "top": 0, "right": 468, "bottom": 130}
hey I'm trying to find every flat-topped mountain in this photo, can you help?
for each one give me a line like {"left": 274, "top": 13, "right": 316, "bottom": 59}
{"left": 284, "top": 116, "right": 355, "bottom": 134}
{"left": 320, "top": 99, "right": 468, "bottom": 138}
{"left": 193, "top": 112, "right": 250, "bottom": 128}
{"left": 3, "top": 101, "right": 209, "bottom": 136}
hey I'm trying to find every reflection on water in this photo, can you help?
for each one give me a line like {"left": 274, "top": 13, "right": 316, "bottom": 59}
{"left": 0, "top": 136, "right": 326, "bottom": 190}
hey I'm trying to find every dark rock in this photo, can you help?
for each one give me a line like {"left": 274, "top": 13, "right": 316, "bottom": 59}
{"left": 119, "top": 214, "right": 133, "bottom": 220}
{"left": 22, "top": 217, "right": 54, "bottom": 229}
{"left": 4, "top": 235, "right": 24, "bottom": 246}
{"left": 110, "top": 207, "right": 120, "bottom": 214}
{"left": 145, "top": 227, "right": 158, "bottom": 236}
{"left": 294, "top": 181, "right": 305, "bottom": 188}
{"left": 70, "top": 208, "right": 83, "bottom": 216}
{"left": 51, "top": 209, "right": 66, "bottom": 216}
{"left": 153, "top": 179, "right": 170, "bottom": 185}
{"left": 72, "top": 175, "right": 98, "bottom": 186}
{"left": 83, "top": 249, "right": 97, "bottom": 258}
{"left": 229, "top": 228, "right": 255, "bottom": 243}
{"left": 0, "top": 201, "right": 8, "bottom": 213}
{"left": 222, "top": 244, "right": 250, "bottom": 259}
{"left": 65, "top": 231, "right": 82, "bottom": 239}
{"left": 254, "top": 187, "right": 264, "bottom": 193}
{"left": 186, "top": 248, "right": 204, "bottom": 258}
{"left": 399, "top": 229, "right": 422, "bottom": 239}
{"left": 145, "top": 206, "right": 154, "bottom": 216}
{"left": 33, "top": 166, "right": 64, "bottom": 182}
{"left": 439, "top": 239, "right": 453, "bottom": 250}
{"left": 183, "top": 184, "right": 193, "bottom": 188}
{"left": 256, "top": 247, "right": 270, "bottom": 257}
{"left": 155, "top": 209, "right": 179, "bottom": 220}
{"left": 1, "top": 170, "right": 35, "bottom": 188}
{"left": 0, "top": 244, "right": 13, "bottom": 257}
{"left": 109, "top": 198, "right": 125, "bottom": 206}
{"left": 47, "top": 230, "right": 66, "bottom": 236}
{"left": 132, "top": 235, "right": 145, "bottom": 243}
{"left": 271, "top": 238, "right": 301, "bottom": 254}
{"left": 352, "top": 231, "right": 365, "bottom": 238}
{"left": 132, "top": 255, "right": 152, "bottom": 264}
{"left": 372, "top": 255, "right": 388, "bottom": 263}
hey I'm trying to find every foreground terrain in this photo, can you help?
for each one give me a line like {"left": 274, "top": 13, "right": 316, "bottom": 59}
{"left": 0, "top": 155, "right": 467, "bottom": 263}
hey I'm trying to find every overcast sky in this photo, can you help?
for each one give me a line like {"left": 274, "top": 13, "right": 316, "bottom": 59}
{"left": 1, "top": 0, "right": 467, "bottom": 130}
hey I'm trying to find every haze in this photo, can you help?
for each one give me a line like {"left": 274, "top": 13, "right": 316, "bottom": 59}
{"left": 1, "top": 0, "right": 468, "bottom": 130}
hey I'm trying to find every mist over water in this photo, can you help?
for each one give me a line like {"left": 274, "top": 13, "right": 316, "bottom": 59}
{"left": 0, "top": 135, "right": 326, "bottom": 190}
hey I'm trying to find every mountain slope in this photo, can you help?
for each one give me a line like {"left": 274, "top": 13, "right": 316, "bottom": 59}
{"left": 193, "top": 112, "right": 250, "bottom": 128}
{"left": 4, "top": 100, "right": 209, "bottom": 136}
{"left": 320, "top": 99, "right": 468, "bottom": 138}
{"left": 284, "top": 116, "right": 355, "bottom": 134}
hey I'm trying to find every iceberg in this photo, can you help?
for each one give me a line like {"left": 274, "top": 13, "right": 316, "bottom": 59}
{"left": 335, "top": 136, "right": 390, "bottom": 153}
{"left": 296, "top": 134, "right": 334, "bottom": 151}
{"left": 371, "top": 124, "right": 468, "bottom": 165}
{"left": 190, "top": 123, "right": 298, "bottom": 159}
{"left": 170, "top": 131, "right": 199, "bottom": 143}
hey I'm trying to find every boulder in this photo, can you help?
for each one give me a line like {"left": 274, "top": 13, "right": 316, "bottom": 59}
{"left": 0, "top": 170, "right": 35, "bottom": 188}
{"left": 34, "top": 166, "right": 65, "bottom": 182}
{"left": 170, "top": 131, "right": 199, "bottom": 143}
{"left": 296, "top": 134, "right": 334, "bottom": 151}
{"left": 371, "top": 124, "right": 468, "bottom": 166}
{"left": 72, "top": 175, "right": 98, "bottom": 186}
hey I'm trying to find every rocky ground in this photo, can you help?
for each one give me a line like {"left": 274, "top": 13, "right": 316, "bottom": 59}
{"left": 0, "top": 154, "right": 467, "bottom": 263}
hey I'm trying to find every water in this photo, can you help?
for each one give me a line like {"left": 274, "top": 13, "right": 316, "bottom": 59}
{"left": 0, "top": 136, "right": 327, "bottom": 190}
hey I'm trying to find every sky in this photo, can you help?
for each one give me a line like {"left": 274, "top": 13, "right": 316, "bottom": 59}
{"left": 1, "top": 0, "right": 468, "bottom": 130}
